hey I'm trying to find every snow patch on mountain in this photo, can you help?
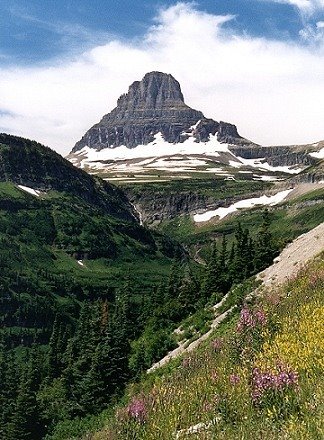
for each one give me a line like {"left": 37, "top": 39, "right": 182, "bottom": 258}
{"left": 310, "top": 147, "right": 324, "bottom": 159}
{"left": 194, "top": 189, "right": 293, "bottom": 223}
{"left": 17, "top": 185, "right": 41, "bottom": 197}
{"left": 229, "top": 157, "right": 303, "bottom": 174}
{"left": 70, "top": 132, "right": 227, "bottom": 167}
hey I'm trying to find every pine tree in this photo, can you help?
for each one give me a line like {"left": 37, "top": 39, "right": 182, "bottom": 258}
{"left": 79, "top": 343, "right": 106, "bottom": 414}
{"left": 177, "top": 265, "right": 199, "bottom": 313}
{"left": 47, "top": 315, "right": 60, "bottom": 379}
{"left": 254, "top": 209, "right": 275, "bottom": 272}
{"left": 230, "top": 223, "right": 254, "bottom": 283}
{"left": 8, "top": 359, "right": 44, "bottom": 440}
{"left": 218, "top": 234, "right": 231, "bottom": 292}
{"left": 167, "top": 260, "right": 182, "bottom": 299}
{"left": 0, "top": 349, "right": 19, "bottom": 440}
{"left": 201, "top": 242, "right": 223, "bottom": 302}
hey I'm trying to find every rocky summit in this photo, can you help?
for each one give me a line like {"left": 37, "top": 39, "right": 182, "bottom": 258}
{"left": 72, "top": 71, "right": 248, "bottom": 152}
{"left": 68, "top": 72, "right": 324, "bottom": 184}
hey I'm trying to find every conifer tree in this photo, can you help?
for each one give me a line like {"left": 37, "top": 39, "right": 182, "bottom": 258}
{"left": 79, "top": 344, "right": 106, "bottom": 414}
{"left": 178, "top": 265, "right": 199, "bottom": 313}
{"left": 47, "top": 316, "right": 60, "bottom": 379}
{"left": 167, "top": 259, "right": 182, "bottom": 299}
{"left": 201, "top": 242, "right": 223, "bottom": 302}
{"left": 255, "top": 208, "right": 276, "bottom": 271}
{"left": 8, "top": 360, "right": 43, "bottom": 440}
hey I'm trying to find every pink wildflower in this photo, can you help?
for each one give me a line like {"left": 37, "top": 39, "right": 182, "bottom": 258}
{"left": 182, "top": 357, "right": 192, "bottom": 368}
{"left": 127, "top": 397, "right": 147, "bottom": 423}
{"left": 237, "top": 307, "right": 267, "bottom": 332}
{"left": 251, "top": 365, "right": 298, "bottom": 403}
{"left": 211, "top": 370, "right": 218, "bottom": 382}
{"left": 211, "top": 338, "right": 223, "bottom": 351}
{"left": 229, "top": 373, "right": 240, "bottom": 385}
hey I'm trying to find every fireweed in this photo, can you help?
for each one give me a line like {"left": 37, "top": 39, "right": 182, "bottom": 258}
{"left": 237, "top": 306, "right": 267, "bottom": 332}
{"left": 126, "top": 396, "right": 147, "bottom": 424}
{"left": 251, "top": 364, "right": 299, "bottom": 403}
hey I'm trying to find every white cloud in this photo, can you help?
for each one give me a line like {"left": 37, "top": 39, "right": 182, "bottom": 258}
{"left": 1, "top": 2, "right": 324, "bottom": 155}
{"left": 267, "top": 0, "right": 324, "bottom": 13}
{"left": 300, "top": 21, "right": 324, "bottom": 40}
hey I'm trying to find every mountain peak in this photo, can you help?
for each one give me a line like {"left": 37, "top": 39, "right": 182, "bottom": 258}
{"left": 117, "top": 71, "right": 186, "bottom": 109}
{"left": 71, "top": 72, "right": 246, "bottom": 152}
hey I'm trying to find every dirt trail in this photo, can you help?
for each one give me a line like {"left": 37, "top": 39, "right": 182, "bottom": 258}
{"left": 256, "top": 222, "right": 324, "bottom": 290}
{"left": 147, "top": 295, "right": 233, "bottom": 373}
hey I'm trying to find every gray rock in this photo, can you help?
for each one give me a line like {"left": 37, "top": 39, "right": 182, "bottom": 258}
{"left": 72, "top": 71, "right": 249, "bottom": 152}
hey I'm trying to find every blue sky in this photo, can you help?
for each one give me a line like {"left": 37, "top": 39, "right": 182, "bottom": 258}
{"left": 1, "top": 1, "right": 324, "bottom": 154}
{"left": 0, "top": 0, "right": 321, "bottom": 65}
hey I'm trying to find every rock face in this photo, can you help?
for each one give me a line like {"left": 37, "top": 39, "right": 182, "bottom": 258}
{"left": 229, "top": 145, "right": 318, "bottom": 168}
{"left": 124, "top": 186, "right": 269, "bottom": 225}
{"left": 72, "top": 71, "right": 249, "bottom": 152}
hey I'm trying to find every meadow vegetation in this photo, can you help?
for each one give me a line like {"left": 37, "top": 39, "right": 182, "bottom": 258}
{"left": 94, "top": 255, "right": 324, "bottom": 440}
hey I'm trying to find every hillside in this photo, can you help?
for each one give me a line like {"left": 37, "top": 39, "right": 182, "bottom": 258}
{"left": 0, "top": 133, "right": 136, "bottom": 221}
{"left": 0, "top": 133, "right": 191, "bottom": 440}
{"left": 0, "top": 132, "right": 323, "bottom": 440}
{"left": 91, "top": 242, "right": 324, "bottom": 440}
{"left": 0, "top": 132, "right": 186, "bottom": 334}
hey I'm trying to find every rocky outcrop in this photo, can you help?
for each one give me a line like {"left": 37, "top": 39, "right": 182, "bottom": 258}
{"left": 72, "top": 72, "right": 249, "bottom": 152}
{"left": 285, "top": 161, "right": 324, "bottom": 184}
{"left": 125, "top": 188, "right": 268, "bottom": 225}
{"left": 228, "top": 145, "right": 318, "bottom": 167}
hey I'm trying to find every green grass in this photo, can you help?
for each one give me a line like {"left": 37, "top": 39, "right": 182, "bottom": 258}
{"left": 123, "top": 177, "right": 271, "bottom": 197}
{"left": 91, "top": 254, "right": 324, "bottom": 440}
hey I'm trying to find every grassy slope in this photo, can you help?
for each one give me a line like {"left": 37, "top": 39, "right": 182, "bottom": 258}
{"left": 92, "top": 254, "right": 324, "bottom": 440}
{"left": 122, "top": 178, "right": 271, "bottom": 197}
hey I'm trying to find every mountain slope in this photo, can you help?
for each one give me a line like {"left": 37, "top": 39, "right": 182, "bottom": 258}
{"left": 0, "top": 133, "right": 136, "bottom": 221}
{"left": 92, "top": 242, "right": 324, "bottom": 440}
{"left": 0, "top": 133, "right": 183, "bottom": 345}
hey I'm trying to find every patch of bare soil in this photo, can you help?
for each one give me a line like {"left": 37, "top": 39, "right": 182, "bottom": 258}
{"left": 284, "top": 182, "right": 324, "bottom": 201}
{"left": 256, "top": 222, "right": 324, "bottom": 290}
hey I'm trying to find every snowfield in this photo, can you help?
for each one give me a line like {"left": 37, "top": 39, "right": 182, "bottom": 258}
{"left": 73, "top": 132, "right": 227, "bottom": 168}
{"left": 229, "top": 157, "right": 303, "bottom": 174}
{"left": 193, "top": 189, "right": 293, "bottom": 223}
{"left": 68, "top": 131, "right": 313, "bottom": 179}
{"left": 310, "top": 147, "right": 324, "bottom": 159}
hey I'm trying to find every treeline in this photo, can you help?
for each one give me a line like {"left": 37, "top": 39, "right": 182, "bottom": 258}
{"left": 0, "top": 211, "right": 277, "bottom": 439}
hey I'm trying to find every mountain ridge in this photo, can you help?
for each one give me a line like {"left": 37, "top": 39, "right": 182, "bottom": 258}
{"left": 0, "top": 132, "right": 137, "bottom": 222}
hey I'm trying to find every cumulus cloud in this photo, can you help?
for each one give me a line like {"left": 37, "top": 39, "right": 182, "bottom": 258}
{"left": 1, "top": 2, "right": 324, "bottom": 155}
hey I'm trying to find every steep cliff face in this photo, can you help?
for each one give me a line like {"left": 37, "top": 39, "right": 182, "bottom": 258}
{"left": 72, "top": 71, "right": 249, "bottom": 152}
{"left": 286, "top": 160, "right": 324, "bottom": 184}
{"left": 228, "top": 145, "right": 318, "bottom": 167}
{"left": 126, "top": 191, "right": 214, "bottom": 224}
{"left": 124, "top": 181, "right": 270, "bottom": 225}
